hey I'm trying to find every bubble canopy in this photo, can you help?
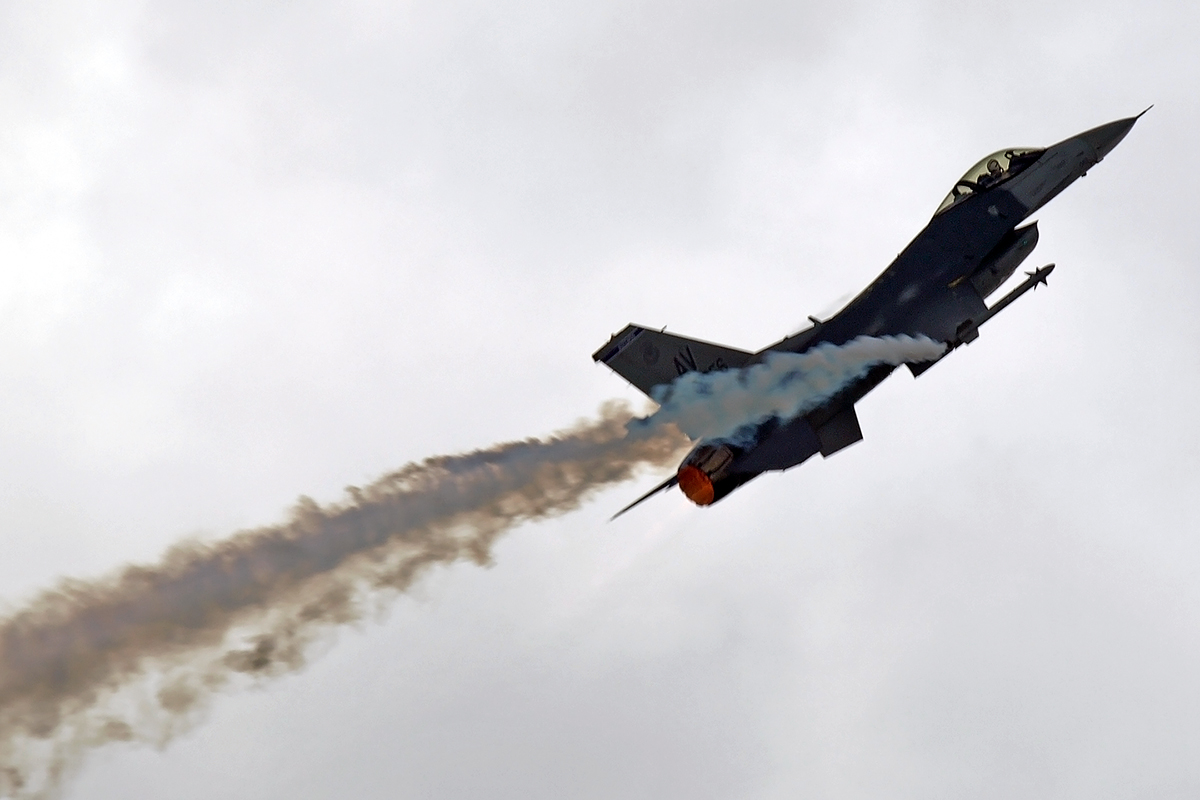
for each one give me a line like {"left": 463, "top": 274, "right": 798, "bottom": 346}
{"left": 935, "top": 148, "right": 1044, "bottom": 215}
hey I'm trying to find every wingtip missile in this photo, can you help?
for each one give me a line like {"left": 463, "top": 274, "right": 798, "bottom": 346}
{"left": 953, "top": 263, "right": 1057, "bottom": 346}
{"left": 1027, "top": 262, "right": 1055, "bottom": 288}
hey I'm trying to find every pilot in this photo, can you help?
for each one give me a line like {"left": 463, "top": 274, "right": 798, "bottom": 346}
{"left": 976, "top": 158, "right": 1005, "bottom": 188}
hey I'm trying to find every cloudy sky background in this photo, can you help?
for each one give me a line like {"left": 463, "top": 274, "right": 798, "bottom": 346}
{"left": 1, "top": 0, "right": 1197, "bottom": 797}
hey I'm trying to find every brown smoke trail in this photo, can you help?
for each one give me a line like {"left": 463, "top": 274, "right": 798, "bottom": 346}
{"left": 0, "top": 402, "right": 690, "bottom": 799}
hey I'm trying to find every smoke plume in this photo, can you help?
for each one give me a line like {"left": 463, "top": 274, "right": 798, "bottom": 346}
{"left": 0, "top": 402, "right": 689, "bottom": 799}
{"left": 649, "top": 334, "right": 946, "bottom": 440}
{"left": 0, "top": 335, "right": 943, "bottom": 799}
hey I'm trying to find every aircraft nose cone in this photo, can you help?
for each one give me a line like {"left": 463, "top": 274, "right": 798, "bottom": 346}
{"left": 1078, "top": 115, "right": 1140, "bottom": 161}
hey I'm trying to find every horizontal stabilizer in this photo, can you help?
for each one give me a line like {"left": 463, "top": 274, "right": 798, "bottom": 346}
{"left": 593, "top": 325, "right": 752, "bottom": 397}
{"left": 611, "top": 475, "right": 678, "bottom": 520}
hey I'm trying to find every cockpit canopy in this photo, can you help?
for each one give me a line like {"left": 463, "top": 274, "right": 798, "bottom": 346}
{"left": 935, "top": 148, "right": 1044, "bottom": 215}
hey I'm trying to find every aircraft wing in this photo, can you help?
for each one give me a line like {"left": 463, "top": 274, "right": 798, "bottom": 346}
{"left": 592, "top": 324, "right": 753, "bottom": 397}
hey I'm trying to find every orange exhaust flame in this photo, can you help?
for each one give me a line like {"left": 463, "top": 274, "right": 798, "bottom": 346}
{"left": 677, "top": 465, "right": 715, "bottom": 506}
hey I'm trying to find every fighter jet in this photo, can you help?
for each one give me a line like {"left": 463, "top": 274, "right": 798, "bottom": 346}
{"left": 594, "top": 113, "right": 1144, "bottom": 514}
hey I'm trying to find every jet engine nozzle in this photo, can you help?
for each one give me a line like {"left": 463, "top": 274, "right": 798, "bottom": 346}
{"left": 677, "top": 443, "right": 737, "bottom": 506}
{"left": 678, "top": 465, "right": 716, "bottom": 505}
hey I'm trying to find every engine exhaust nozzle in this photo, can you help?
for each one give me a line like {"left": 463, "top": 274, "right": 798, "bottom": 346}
{"left": 677, "top": 443, "right": 737, "bottom": 506}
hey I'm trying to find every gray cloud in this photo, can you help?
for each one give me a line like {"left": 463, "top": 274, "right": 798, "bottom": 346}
{"left": 0, "top": 0, "right": 1197, "bottom": 799}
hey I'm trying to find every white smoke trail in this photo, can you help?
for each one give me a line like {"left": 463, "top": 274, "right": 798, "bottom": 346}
{"left": 0, "top": 335, "right": 943, "bottom": 799}
{"left": 646, "top": 334, "right": 946, "bottom": 441}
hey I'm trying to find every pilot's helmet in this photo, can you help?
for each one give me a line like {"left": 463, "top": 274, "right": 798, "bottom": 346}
{"left": 986, "top": 158, "right": 1002, "bottom": 175}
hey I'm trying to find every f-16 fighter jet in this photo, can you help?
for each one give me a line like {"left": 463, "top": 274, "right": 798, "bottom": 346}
{"left": 594, "top": 113, "right": 1144, "bottom": 514}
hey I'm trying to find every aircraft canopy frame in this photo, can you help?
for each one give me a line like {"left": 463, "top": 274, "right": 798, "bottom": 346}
{"left": 935, "top": 147, "right": 1044, "bottom": 215}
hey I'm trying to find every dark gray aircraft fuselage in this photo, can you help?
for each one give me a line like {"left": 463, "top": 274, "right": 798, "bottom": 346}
{"left": 595, "top": 114, "right": 1142, "bottom": 511}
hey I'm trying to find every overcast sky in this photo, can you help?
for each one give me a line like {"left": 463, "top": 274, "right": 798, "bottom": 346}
{"left": 1, "top": 1, "right": 1198, "bottom": 798}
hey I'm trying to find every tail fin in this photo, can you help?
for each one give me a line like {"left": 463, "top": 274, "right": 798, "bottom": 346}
{"left": 592, "top": 324, "right": 752, "bottom": 397}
